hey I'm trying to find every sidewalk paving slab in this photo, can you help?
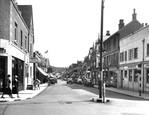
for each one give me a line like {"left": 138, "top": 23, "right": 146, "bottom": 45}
{"left": 94, "top": 85, "right": 149, "bottom": 100}
{"left": 0, "top": 83, "right": 48, "bottom": 102}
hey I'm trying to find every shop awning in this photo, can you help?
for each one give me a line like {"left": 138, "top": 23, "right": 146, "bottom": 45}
{"left": 36, "top": 67, "right": 48, "bottom": 76}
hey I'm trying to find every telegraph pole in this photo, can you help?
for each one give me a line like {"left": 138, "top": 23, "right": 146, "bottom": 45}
{"left": 99, "top": 0, "right": 104, "bottom": 99}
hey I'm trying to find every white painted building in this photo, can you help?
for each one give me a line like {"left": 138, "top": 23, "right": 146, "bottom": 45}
{"left": 119, "top": 24, "right": 149, "bottom": 93}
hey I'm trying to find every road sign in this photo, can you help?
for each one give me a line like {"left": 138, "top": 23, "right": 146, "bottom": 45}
{"left": 30, "top": 57, "right": 38, "bottom": 63}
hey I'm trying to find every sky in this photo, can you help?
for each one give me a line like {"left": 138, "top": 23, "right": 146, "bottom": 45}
{"left": 17, "top": 0, "right": 149, "bottom": 67}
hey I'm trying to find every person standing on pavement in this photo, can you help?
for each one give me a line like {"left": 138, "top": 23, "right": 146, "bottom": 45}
{"left": 1, "top": 74, "right": 14, "bottom": 98}
{"left": 12, "top": 75, "right": 20, "bottom": 98}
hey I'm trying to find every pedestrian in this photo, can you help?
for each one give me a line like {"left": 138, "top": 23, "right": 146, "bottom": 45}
{"left": 1, "top": 74, "right": 14, "bottom": 98}
{"left": 36, "top": 79, "right": 40, "bottom": 90}
{"left": 12, "top": 75, "right": 20, "bottom": 98}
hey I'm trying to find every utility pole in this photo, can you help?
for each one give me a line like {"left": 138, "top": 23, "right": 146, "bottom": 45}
{"left": 99, "top": 0, "right": 105, "bottom": 100}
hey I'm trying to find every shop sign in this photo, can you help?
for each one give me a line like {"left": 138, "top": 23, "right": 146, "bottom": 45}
{"left": 30, "top": 57, "right": 38, "bottom": 63}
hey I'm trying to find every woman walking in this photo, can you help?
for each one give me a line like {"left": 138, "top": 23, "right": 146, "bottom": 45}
{"left": 12, "top": 75, "right": 20, "bottom": 98}
{"left": 1, "top": 74, "right": 14, "bottom": 98}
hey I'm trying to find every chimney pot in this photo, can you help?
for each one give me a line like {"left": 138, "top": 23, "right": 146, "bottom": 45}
{"left": 132, "top": 8, "right": 137, "bottom": 20}
{"left": 142, "top": 23, "right": 144, "bottom": 27}
{"left": 119, "top": 19, "right": 125, "bottom": 30}
{"left": 106, "top": 31, "right": 110, "bottom": 36}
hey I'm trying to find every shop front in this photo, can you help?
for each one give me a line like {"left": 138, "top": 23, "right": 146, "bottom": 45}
{"left": 12, "top": 57, "right": 24, "bottom": 91}
{"left": 0, "top": 56, "right": 7, "bottom": 92}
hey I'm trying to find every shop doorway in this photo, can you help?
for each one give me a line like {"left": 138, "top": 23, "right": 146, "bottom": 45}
{"left": 0, "top": 57, "right": 7, "bottom": 92}
{"left": 12, "top": 57, "right": 24, "bottom": 91}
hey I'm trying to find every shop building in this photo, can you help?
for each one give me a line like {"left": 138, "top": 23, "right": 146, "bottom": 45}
{"left": 0, "top": 0, "right": 34, "bottom": 91}
{"left": 103, "top": 9, "right": 142, "bottom": 87}
{"left": 119, "top": 24, "right": 149, "bottom": 93}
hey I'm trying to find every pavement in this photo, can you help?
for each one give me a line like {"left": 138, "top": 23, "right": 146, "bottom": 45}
{"left": 0, "top": 82, "right": 149, "bottom": 102}
{"left": 0, "top": 83, "right": 48, "bottom": 102}
{"left": 94, "top": 85, "right": 149, "bottom": 100}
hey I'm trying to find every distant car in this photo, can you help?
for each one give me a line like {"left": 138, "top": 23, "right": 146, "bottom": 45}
{"left": 77, "top": 78, "right": 83, "bottom": 84}
{"left": 48, "top": 77, "right": 55, "bottom": 84}
{"left": 83, "top": 78, "right": 93, "bottom": 87}
{"left": 67, "top": 78, "right": 73, "bottom": 84}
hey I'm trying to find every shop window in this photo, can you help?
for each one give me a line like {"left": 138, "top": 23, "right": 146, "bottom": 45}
{"left": 124, "top": 70, "right": 127, "bottom": 78}
{"left": 134, "top": 69, "right": 138, "bottom": 82}
{"left": 129, "top": 69, "right": 132, "bottom": 81}
{"left": 121, "top": 70, "right": 123, "bottom": 79}
{"left": 146, "top": 68, "right": 149, "bottom": 83}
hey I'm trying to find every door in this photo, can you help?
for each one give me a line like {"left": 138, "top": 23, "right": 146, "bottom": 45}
{"left": 0, "top": 57, "right": 6, "bottom": 91}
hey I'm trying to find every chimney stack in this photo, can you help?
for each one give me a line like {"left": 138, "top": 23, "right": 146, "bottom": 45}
{"left": 132, "top": 9, "right": 137, "bottom": 20}
{"left": 106, "top": 30, "right": 110, "bottom": 36}
{"left": 119, "top": 19, "right": 125, "bottom": 30}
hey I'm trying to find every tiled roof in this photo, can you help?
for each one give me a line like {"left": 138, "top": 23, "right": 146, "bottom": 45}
{"left": 18, "top": 5, "right": 33, "bottom": 29}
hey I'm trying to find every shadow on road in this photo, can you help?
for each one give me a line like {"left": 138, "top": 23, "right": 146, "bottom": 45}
{"left": 63, "top": 83, "right": 147, "bottom": 101}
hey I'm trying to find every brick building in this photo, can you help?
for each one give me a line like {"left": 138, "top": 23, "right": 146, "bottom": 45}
{"left": 0, "top": 0, "right": 34, "bottom": 91}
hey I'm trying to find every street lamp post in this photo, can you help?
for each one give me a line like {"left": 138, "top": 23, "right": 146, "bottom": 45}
{"left": 99, "top": 0, "right": 105, "bottom": 101}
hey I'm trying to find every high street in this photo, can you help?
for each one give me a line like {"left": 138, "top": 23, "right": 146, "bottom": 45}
{"left": 0, "top": 80, "right": 148, "bottom": 115}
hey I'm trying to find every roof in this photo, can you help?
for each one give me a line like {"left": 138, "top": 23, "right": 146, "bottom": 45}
{"left": 104, "top": 19, "right": 142, "bottom": 42}
{"left": 18, "top": 5, "right": 33, "bottom": 29}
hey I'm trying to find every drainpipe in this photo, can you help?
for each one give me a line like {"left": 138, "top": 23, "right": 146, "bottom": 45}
{"left": 142, "top": 39, "right": 145, "bottom": 93}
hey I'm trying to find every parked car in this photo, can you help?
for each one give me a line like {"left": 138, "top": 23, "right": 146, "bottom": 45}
{"left": 48, "top": 77, "right": 56, "bottom": 84}
{"left": 67, "top": 78, "right": 73, "bottom": 84}
{"left": 77, "top": 78, "right": 83, "bottom": 84}
{"left": 83, "top": 78, "right": 93, "bottom": 87}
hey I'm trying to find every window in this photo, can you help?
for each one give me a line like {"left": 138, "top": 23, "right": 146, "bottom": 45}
{"left": 134, "top": 69, "right": 138, "bottom": 82}
{"left": 30, "top": 43, "right": 32, "bottom": 56}
{"left": 147, "top": 44, "right": 149, "bottom": 56}
{"left": 125, "top": 51, "right": 127, "bottom": 61}
{"left": 28, "top": 33, "right": 30, "bottom": 52}
{"left": 25, "top": 36, "right": 27, "bottom": 50}
{"left": 124, "top": 70, "right": 127, "bottom": 78}
{"left": 20, "top": 30, "right": 23, "bottom": 47}
{"left": 134, "top": 48, "right": 138, "bottom": 59}
{"left": 146, "top": 68, "right": 149, "bottom": 83}
{"left": 14, "top": 22, "right": 18, "bottom": 40}
{"left": 120, "top": 52, "right": 124, "bottom": 62}
{"left": 121, "top": 70, "right": 123, "bottom": 80}
{"left": 128, "top": 49, "right": 133, "bottom": 60}
{"left": 129, "top": 69, "right": 132, "bottom": 81}
{"left": 114, "top": 53, "right": 116, "bottom": 63}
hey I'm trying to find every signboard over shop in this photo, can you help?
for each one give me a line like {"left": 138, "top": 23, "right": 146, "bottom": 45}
{"left": 30, "top": 57, "right": 38, "bottom": 63}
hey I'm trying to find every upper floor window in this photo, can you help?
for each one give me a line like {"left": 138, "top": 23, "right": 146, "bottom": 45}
{"left": 128, "top": 49, "right": 133, "bottom": 60}
{"left": 28, "top": 33, "right": 30, "bottom": 52}
{"left": 20, "top": 30, "right": 23, "bottom": 47}
{"left": 14, "top": 22, "right": 18, "bottom": 41}
{"left": 120, "top": 52, "right": 124, "bottom": 62}
{"left": 134, "top": 47, "right": 138, "bottom": 59}
{"left": 25, "top": 36, "right": 27, "bottom": 51}
{"left": 147, "top": 43, "right": 149, "bottom": 56}
{"left": 114, "top": 53, "right": 116, "bottom": 63}
{"left": 125, "top": 51, "right": 127, "bottom": 61}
